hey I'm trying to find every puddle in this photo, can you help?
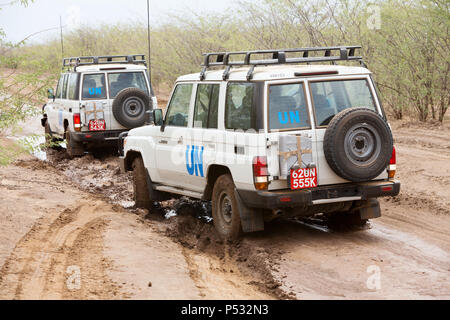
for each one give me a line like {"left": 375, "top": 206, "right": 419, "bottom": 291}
{"left": 370, "top": 223, "right": 450, "bottom": 263}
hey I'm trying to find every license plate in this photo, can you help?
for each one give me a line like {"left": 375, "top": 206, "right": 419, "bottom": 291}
{"left": 290, "top": 168, "right": 317, "bottom": 190}
{"left": 89, "top": 119, "right": 106, "bottom": 131}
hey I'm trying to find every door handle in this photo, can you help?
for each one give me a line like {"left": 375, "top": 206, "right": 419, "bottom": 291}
{"left": 159, "top": 140, "right": 168, "bottom": 144}
{"left": 177, "top": 137, "right": 183, "bottom": 144}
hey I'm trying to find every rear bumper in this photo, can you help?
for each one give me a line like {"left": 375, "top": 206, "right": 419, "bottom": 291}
{"left": 71, "top": 130, "right": 127, "bottom": 143}
{"left": 237, "top": 180, "right": 400, "bottom": 209}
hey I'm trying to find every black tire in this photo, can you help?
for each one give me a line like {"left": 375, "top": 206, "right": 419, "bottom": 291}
{"left": 44, "top": 121, "right": 52, "bottom": 145}
{"left": 65, "top": 130, "right": 84, "bottom": 159}
{"left": 132, "top": 157, "right": 165, "bottom": 210}
{"left": 211, "top": 174, "right": 242, "bottom": 240}
{"left": 326, "top": 211, "right": 368, "bottom": 230}
{"left": 323, "top": 108, "right": 393, "bottom": 182}
{"left": 112, "top": 88, "right": 151, "bottom": 129}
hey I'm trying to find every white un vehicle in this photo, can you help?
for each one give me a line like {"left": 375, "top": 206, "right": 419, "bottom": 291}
{"left": 42, "top": 54, "right": 157, "bottom": 157}
{"left": 119, "top": 46, "right": 400, "bottom": 239}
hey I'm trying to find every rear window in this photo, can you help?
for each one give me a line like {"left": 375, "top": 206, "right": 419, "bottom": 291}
{"left": 82, "top": 74, "right": 106, "bottom": 99}
{"left": 108, "top": 72, "right": 148, "bottom": 98}
{"left": 310, "top": 79, "right": 376, "bottom": 127}
{"left": 268, "top": 82, "right": 310, "bottom": 131}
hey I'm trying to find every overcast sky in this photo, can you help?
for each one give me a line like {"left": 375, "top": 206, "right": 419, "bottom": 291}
{"left": 0, "top": 0, "right": 234, "bottom": 43}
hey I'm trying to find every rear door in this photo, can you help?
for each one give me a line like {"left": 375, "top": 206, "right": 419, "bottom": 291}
{"left": 80, "top": 72, "right": 108, "bottom": 131}
{"left": 264, "top": 79, "right": 317, "bottom": 190}
{"left": 106, "top": 70, "right": 151, "bottom": 131}
{"left": 307, "top": 75, "right": 388, "bottom": 186}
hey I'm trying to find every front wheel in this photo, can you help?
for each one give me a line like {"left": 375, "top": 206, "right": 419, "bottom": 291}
{"left": 211, "top": 174, "right": 242, "bottom": 240}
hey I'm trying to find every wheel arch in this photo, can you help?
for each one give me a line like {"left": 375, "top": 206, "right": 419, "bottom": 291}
{"left": 202, "top": 164, "right": 232, "bottom": 201}
{"left": 123, "top": 150, "right": 143, "bottom": 172}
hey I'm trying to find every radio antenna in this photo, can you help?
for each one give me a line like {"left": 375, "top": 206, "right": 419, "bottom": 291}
{"left": 59, "top": 15, "right": 64, "bottom": 60}
{"left": 147, "top": 0, "right": 152, "bottom": 83}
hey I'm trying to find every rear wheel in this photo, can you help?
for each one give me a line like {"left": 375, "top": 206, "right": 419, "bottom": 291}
{"left": 326, "top": 211, "right": 368, "bottom": 230}
{"left": 211, "top": 174, "right": 242, "bottom": 240}
{"left": 65, "top": 130, "right": 84, "bottom": 159}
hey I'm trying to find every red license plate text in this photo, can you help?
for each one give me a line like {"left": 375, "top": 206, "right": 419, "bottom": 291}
{"left": 89, "top": 119, "right": 106, "bottom": 131}
{"left": 290, "top": 168, "right": 317, "bottom": 190}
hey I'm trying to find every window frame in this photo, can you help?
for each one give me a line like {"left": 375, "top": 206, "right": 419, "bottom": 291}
{"left": 267, "top": 80, "right": 312, "bottom": 132}
{"left": 81, "top": 72, "right": 108, "bottom": 100}
{"left": 308, "top": 77, "right": 378, "bottom": 129}
{"left": 164, "top": 83, "right": 194, "bottom": 128}
{"left": 55, "top": 75, "right": 64, "bottom": 100}
{"left": 67, "top": 72, "right": 80, "bottom": 101}
{"left": 224, "top": 81, "right": 259, "bottom": 131}
{"left": 106, "top": 71, "right": 150, "bottom": 99}
{"left": 61, "top": 74, "right": 70, "bottom": 100}
{"left": 193, "top": 82, "right": 220, "bottom": 129}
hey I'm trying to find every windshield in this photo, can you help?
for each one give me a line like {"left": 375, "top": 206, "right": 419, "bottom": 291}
{"left": 108, "top": 72, "right": 148, "bottom": 98}
{"left": 310, "top": 79, "right": 376, "bottom": 127}
{"left": 268, "top": 82, "right": 310, "bottom": 130}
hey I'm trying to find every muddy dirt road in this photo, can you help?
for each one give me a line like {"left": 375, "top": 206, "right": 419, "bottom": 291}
{"left": 0, "top": 120, "right": 449, "bottom": 300}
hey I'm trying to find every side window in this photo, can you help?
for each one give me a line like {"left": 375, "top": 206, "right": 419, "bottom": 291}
{"left": 165, "top": 84, "right": 193, "bottom": 127}
{"left": 55, "top": 75, "right": 64, "bottom": 99}
{"left": 62, "top": 74, "right": 69, "bottom": 99}
{"left": 193, "top": 84, "right": 219, "bottom": 129}
{"left": 225, "top": 83, "right": 255, "bottom": 130}
{"left": 68, "top": 73, "right": 79, "bottom": 100}
{"left": 82, "top": 74, "right": 106, "bottom": 99}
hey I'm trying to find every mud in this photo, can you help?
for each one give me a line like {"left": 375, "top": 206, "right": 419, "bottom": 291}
{"left": 1, "top": 119, "right": 449, "bottom": 299}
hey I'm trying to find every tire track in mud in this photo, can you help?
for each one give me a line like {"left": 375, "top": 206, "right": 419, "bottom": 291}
{"left": 10, "top": 117, "right": 450, "bottom": 300}
{"left": 0, "top": 201, "right": 121, "bottom": 300}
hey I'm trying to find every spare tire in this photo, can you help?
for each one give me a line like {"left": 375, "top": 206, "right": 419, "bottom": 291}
{"left": 112, "top": 88, "right": 151, "bottom": 129}
{"left": 323, "top": 107, "right": 393, "bottom": 182}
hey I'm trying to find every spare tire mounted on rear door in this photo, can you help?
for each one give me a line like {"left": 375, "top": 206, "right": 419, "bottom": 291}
{"left": 323, "top": 107, "right": 393, "bottom": 182}
{"left": 112, "top": 88, "right": 152, "bottom": 129}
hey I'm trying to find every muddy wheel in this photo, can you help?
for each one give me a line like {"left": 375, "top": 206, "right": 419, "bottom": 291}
{"left": 212, "top": 174, "right": 242, "bottom": 240}
{"left": 44, "top": 121, "right": 52, "bottom": 145}
{"left": 44, "top": 122, "right": 62, "bottom": 150}
{"left": 65, "top": 130, "right": 84, "bottom": 159}
{"left": 132, "top": 157, "right": 155, "bottom": 210}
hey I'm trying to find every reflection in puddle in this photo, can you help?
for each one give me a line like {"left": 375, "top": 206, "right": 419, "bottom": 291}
{"left": 369, "top": 223, "right": 450, "bottom": 263}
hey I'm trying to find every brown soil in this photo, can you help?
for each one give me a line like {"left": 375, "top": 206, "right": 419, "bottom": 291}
{"left": 0, "top": 119, "right": 449, "bottom": 300}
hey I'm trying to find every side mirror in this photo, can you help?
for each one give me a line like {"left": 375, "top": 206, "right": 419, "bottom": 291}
{"left": 47, "top": 88, "right": 55, "bottom": 100}
{"left": 146, "top": 109, "right": 164, "bottom": 126}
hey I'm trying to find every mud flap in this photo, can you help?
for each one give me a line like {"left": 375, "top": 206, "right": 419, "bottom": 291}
{"left": 359, "top": 198, "right": 381, "bottom": 220}
{"left": 234, "top": 189, "right": 264, "bottom": 233}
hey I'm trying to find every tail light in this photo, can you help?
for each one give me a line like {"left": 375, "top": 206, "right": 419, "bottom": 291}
{"left": 73, "top": 113, "right": 81, "bottom": 132}
{"left": 253, "top": 156, "right": 269, "bottom": 190}
{"left": 388, "top": 146, "right": 396, "bottom": 178}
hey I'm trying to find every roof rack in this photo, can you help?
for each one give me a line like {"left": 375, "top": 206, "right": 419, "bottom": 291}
{"left": 63, "top": 54, "right": 147, "bottom": 71}
{"left": 200, "top": 46, "right": 365, "bottom": 81}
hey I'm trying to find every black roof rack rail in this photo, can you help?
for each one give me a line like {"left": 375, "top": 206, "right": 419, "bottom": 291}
{"left": 199, "top": 46, "right": 364, "bottom": 81}
{"left": 63, "top": 54, "right": 147, "bottom": 71}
